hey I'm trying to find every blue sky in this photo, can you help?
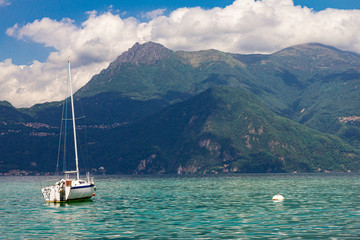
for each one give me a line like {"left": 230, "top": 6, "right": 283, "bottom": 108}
{"left": 2, "top": 0, "right": 234, "bottom": 64}
{"left": 1, "top": 0, "right": 359, "bottom": 65}
{"left": 1, "top": 0, "right": 360, "bottom": 107}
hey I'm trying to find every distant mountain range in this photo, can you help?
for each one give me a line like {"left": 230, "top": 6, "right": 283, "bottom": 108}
{"left": 1, "top": 42, "right": 360, "bottom": 174}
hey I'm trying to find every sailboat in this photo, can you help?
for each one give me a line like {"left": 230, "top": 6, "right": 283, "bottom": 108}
{"left": 41, "top": 60, "right": 96, "bottom": 203}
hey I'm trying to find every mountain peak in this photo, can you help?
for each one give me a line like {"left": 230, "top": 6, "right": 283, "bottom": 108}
{"left": 274, "top": 43, "right": 347, "bottom": 57}
{"left": 0, "top": 100, "right": 13, "bottom": 108}
{"left": 112, "top": 42, "right": 173, "bottom": 66}
{"left": 270, "top": 42, "right": 360, "bottom": 71}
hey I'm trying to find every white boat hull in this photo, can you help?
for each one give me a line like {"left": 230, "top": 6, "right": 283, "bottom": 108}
{"left": 41, "top": 179, "right": 96, "bottom": 203}
{"left": 68, "top": 184, "right": 95, "bottom": 200}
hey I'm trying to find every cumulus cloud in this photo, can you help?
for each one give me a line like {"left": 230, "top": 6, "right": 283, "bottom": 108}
{"left": 4, "top": 13, "right": 142, "bottom": 107}
{"left": 2, "top": 0, "right": 360, "bottom": 107}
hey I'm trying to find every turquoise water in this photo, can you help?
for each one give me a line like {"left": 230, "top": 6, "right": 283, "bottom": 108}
{"left": 1, "top": 174, "right": 360, "bottom": 239}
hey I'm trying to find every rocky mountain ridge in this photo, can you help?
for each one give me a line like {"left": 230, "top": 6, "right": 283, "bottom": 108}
{"left": 1, "top": 42, "right": 360, "bottom": 174}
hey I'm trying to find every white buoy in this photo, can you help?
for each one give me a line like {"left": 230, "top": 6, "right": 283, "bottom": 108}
{"left": 272, "top": 193, "right": 284, "bottom": 201}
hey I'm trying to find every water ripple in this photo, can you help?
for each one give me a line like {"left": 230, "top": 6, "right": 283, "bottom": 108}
{"left": 1, "top": 174, "right": 360, "bottom": 239}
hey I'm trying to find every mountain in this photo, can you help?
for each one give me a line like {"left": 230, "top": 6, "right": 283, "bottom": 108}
{"left": 2, "top": 86, "right": 358, "bottom": 174}
{"left": 76, "top": 42, "right": 194, "bottom": 100}
{"left": 75, "top": 42, "right": 360, "bottom": 140}
{"left": 0, "top": 101, "right": 33, "bottom": 123}
{"left": 1, "top": 42, "right": 360, "bottom": 174}
{"left": 241, "top": 43, "right": 360, "bottom": 139}
{"left": 22, "top": 42, "right": 360, "bottom": 136}
{"left": 88, "top": 86, "right": 359, "bottom": 174}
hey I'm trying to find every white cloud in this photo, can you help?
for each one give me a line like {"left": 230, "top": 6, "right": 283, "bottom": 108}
{"left": 4, "top": 13, "right": 142, "bottom": 107}
{"left": 2, "top": 0, "right": 360, "bottom": 107}
{"left": 0, "top": 0, "right": 10, "bottom": 7}
{"left": 141, "top": 8, "right": 167, "bottom": 19}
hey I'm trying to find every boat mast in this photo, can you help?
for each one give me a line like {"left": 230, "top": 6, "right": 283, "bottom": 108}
{"left": 68, "top": 60, "right": 80, "bottom": 180}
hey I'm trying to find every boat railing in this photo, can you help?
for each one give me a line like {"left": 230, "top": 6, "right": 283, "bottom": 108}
{"left": 40, "top": 177, "right": 76, "bottom": 188}
{"left": 40, "top": 179, "right": 59, "bottom": 188}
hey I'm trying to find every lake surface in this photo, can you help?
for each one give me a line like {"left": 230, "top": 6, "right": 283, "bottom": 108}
{"left": 1, "top": 174, "right": 360, "bottom": 239}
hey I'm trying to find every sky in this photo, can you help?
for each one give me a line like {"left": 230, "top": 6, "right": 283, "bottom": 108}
{"left": 1, "top": 0, "right": 360, "bottom": 107}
